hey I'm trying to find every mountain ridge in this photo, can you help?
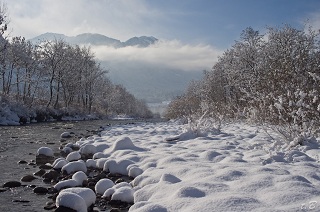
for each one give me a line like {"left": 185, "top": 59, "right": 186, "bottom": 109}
{"left": 29, "top": 32, "right": 158, "bottom": 48}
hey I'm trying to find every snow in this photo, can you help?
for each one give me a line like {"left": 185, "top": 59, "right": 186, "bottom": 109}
{"left": 61, "top": 160, "right": 87, "bottom": 174}
{"left": 55, "top": 191, "right": 87, "bottom": 212}
{"left": 54, "top": 179, "right": 78, "bottom": 191}
{"left": 95, "top": 178, "right": 115, "bottom": 195}
{"left": 60, "top": 187, "right": 96, "bottom": 208}
{"left": 37, "top": 147, "right": 54, "bottom": 157}
{"left": 66, "top": 151, "right": 81, "bottom": 161}
{"left": 111, "top": 187, "right": 134, "bottom": 203}
{"left": 80, "top": 144, "right": 97, "bottom": 155}
{"left": 72, "top": 171, "right": 88, "bottom": 185}
{"left": 71, "top": 121, "right": 320, "bottom": 211}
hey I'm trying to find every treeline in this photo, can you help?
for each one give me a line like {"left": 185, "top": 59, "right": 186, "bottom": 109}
{"left": 166, "top": 25, "right": 320, "bottom": 135}
{"left": 0, "top": 7, "right": 152, "bottom": 120}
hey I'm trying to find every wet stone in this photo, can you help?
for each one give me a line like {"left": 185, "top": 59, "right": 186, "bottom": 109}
{"left": 12, "top": 199, "right": 30, "bottom": 203}
{"left": 34, "top": 169, "right": 46, "bottom": 177}
{"left": 33, "top": 186, "right": 48, "bottom": 194}
{"left": 36, "top": 155, "right": 54, "bottom": 165}
{"left": 3, "top": 181, "right": 21, "bottom": 188}
{"left": 18, "top": 160, "right": 28, "bottom": 164}
{"left": 44, "top": 170, "right": 60, "bottom": 180}
{"left": 21, "top": 175, "right": 37, "bottom": 182}
{"left": 39, "top": 164, "right": 52, "bottom": 169}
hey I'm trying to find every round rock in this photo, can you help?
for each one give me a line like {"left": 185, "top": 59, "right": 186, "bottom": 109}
{"left": 33, "top": 186, "right": 48, "bottom": 194}
{"left": 3, "top": 181, "right": 21, "bottom": 188}
{"left": 21, "top": 175, "right": 37, "bottom": 182}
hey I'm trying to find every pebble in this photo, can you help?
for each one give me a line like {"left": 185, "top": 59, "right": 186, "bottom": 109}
{"left": 43, "top": 170, "right": 60, "bottom": 181}
{"left": 39, "top": 164, "right": 52, "bottom": 169}
{"left": 33, "top": 186, "right": 48, "bottom": 194}
{"left": 12, "top": 199, "right": 30, "bottom": 203}
{"left": 3, "top": 181, "right": 21, "bottom": 188}
{"left": 18, "top": 160, "right": 28, "bottom": 164}
{"left": 21, "top": 175, "right": 37, "bottom": 182}
{"left": 34, "top": 169, "right": 46, "bottom": 177}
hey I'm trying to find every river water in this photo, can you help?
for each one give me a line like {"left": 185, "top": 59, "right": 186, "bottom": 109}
{"left": 0, "top": 119, "right": 148, "bottom": 212}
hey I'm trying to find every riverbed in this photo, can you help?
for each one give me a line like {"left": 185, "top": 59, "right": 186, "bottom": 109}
{"left": 0, "top": 119, "right": 146, "bottom": 212}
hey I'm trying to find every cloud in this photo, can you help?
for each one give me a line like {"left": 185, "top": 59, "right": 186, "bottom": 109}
{"left": 91, "top": 40, "right": 222, "bottom": 71}
{"left": 6, "top": 0, "right": 164, "bottom": 40}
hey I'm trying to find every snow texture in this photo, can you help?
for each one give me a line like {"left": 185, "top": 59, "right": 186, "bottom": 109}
{"left": 61, "top": 160, "right": 87, "bottom": 174}
{"left": 66, "top": 151, "right": 81, "bottom": 161}
{"left": 74, "top": 122, "right": 320, "bottom": 211}
{"left": 55, "top": 191, "right": 87, "bottom": 212}
{"left": 37, "top": 147, "right": 54, "bottom": 157}
{"left": 61, "top": 187, "right": 96, "bottom": 208}
{"left": 95, "top": 178, "right": 115, "bottom": 195}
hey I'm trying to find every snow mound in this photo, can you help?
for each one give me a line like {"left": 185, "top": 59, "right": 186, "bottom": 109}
{"left": 80, "top": 144, "right": 97, "bottom": 155}
{"left": 66, "top": 151, "right": 81, "bottom": 161}
{"left": 62, "top": 160, "right": 87, "bottom": 174}
{"left": 128, "top": 166, "right": 143, "bottom": 178}
{"left": 85, "top": 159, "right": 96, "bottom": 168}
{"left": 95, "top": 178, "right": 115, "bottom": 195}
{"left": 53, "top": 159, "right": 68, "bottom": 169}
{"left": 111, "top": 187, "right": 134, "bottom": 203}
{"left": 104, "top": 136, "right": 145, "bottom": 153}
{"left": 54, "top": 179, "right": 78, "bottom": 191}
{"left": 102, "top": 188, "right": 115, "bottom": 198}
{"left": 72, "top": 171, "right": 87, "bottom": 185}
{"left": 175, "top": 186, "right": 205, "bottom": 198}
{"left": 61, "top": 187, "right": 96, "bottom": 208}
{"left": 104, "top": 159, "right": 135, "bottom": 175}
{"left": 56, "top": 191, "right": 87, "bottom": 212}
{"left": 37, "top": 147, "right": 54, "bottom": 157}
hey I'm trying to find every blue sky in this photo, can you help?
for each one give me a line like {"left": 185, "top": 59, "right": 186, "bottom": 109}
{"left": 145, "top": 0, "right": 320, "bottom": 48}
{"left": 6, "top": 0, "right": 320, "bottom": 71}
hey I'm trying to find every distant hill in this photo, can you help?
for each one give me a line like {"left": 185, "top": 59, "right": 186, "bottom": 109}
{"left": 29, "top": 32, "right": 158, "bottom": 48}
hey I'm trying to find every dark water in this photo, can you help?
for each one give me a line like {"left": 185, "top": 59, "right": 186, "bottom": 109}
{"left": 0, "top": 119, "right": 147, "bottom": 212}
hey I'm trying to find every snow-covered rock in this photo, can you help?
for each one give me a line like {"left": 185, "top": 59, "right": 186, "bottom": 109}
{"left": 37, "top": 147, "right": 54, "bottom": 157}
{"left": 61, "top": 132, "right": 72, "bottom": 138}
{"left": 103, "top": 159, "right": 135, "bottom": 175}
{"left": 61, "top": 187, "right": 96, "bottom": 208}
{"left": 111, "top": 187, "right": 134, "bottom": 203}
{"left": 54, "top": 179, "right": 78, "bottom": 191}
{"left": 95, "top": 178, "right": 115, "bottom": 195}
{"left": 72, "top": 171, "right": 87, "bottom": 185}
{"left": 62, "top": 160, "right": 87, "bottom": 174}
{"left": 80, "top": 144, "right": 97, "bottom": 155}
{"left": 56, "top": 191, "right": 87, "bottom": 212}
{"left": 66, "top": 151, "right": 81, "bottom": 161}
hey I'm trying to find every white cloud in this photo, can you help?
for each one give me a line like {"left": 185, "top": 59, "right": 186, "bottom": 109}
{"left": 91, "top": 40, "right": 222, "bottom": 71}
{"left": 6, "top": 0, "right": 164, "bottom": 40}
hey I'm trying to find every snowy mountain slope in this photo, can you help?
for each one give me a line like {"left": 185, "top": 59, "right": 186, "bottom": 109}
{"left": 29, "top": 33, "right": 158, "bottom": 48}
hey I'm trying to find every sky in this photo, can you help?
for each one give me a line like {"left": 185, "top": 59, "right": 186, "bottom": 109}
{"left": 4, "top": 0, "right": 320, "bottom": 71}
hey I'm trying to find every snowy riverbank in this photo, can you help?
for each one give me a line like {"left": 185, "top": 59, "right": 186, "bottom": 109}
{"left": 38, "top": 120, "right": 320, "bottom": 211}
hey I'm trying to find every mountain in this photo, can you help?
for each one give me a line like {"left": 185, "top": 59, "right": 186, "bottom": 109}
{"left": 124, "top": 36, "right": 158, "bottom": 47}
{"left": 29, "top": 33, "right": 158, "bottom": 48}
